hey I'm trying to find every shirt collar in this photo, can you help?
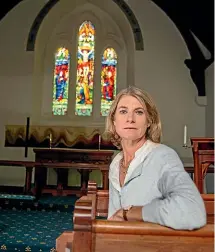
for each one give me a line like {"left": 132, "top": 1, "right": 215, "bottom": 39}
{"left": 109, "top": 140, "right": 159, "bottom": 191}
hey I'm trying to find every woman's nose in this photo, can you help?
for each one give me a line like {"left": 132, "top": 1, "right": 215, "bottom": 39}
{"left": 126, "top": 112, "right": 135, "bottom": 122}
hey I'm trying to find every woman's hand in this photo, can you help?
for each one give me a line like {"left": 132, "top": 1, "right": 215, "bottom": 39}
{"left": 108, "top": 206, "right": 143, "bottom": 221}
{"left": 108, "top": 208, "right": 124, "bottom": 221}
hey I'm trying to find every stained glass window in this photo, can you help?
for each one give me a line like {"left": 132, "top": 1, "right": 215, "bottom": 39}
{"left": 52, "top": 47, "right": 70, "bottom": 115}
{"left": 75, "top": 21, "right": 95, "bottom": 116}
{"left": 100, "top": 48, "right": 117, "bottom": 116}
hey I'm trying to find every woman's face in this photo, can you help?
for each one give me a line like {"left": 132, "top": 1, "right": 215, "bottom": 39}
{"left": 113, "top": 95, "right": 149, "bottom": 142}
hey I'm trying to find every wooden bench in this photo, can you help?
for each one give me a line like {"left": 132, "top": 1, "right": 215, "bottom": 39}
{"left": 56, "top": 182, "right": 214, "bottom": 252}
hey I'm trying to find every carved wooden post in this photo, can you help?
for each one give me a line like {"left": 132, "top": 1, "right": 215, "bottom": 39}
{"left": 24, "top": 166, "right": 33, "bottom": 194}
{"left": 101, "top": 170, "right": 109, "bottom": 190}
{"left": 192, "top": 141, "right": 201, "bottom": 191}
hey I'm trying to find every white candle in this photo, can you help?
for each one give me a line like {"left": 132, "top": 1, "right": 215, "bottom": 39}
{"left": 183, "top": 125, "right": 187, "bottom": 146}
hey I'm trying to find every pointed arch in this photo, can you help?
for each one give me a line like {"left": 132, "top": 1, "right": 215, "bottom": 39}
{"left": 52, "top": 47, "right": 70, "bottom": 115}
{"left": 100, "top": 47, "right": 118, "bottom": 116}
{"left": 75, "top": 20, "right": 95, "bottom": 116}
{"left": 26, "top": 0, "right": 143, "bottom": 52}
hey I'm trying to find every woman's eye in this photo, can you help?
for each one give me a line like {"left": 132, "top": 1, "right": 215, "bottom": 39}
{"left": 136, "top": 110, "right": 144, "bottom": 115}
{"left": 119, "top": 110, "right": 127, "bottom": 114}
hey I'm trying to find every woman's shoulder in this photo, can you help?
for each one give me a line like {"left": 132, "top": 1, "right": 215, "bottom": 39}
{"left": 152, "top": 143, "right": 179, "bottom": 156}
{"left": 150, "top": 143, "right": 183, "bottom": 168}
{"left": 136, "top": 141, "right": 179, "bottom": 159}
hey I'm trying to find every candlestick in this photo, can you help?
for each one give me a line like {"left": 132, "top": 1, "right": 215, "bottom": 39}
{"left": 25, "top": 117, "right": 30, "bottom": 158}
{"left": 49, "top": 133, "right": 52, "bottom": 149}
{"left": 183, "top": 125, "right": 187, "bottom": 146}
{"left": 98, "top": 134, "right": 101, "bottom": 150}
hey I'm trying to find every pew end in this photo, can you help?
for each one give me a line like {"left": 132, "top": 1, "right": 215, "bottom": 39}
{"left": 56, "top": 231, "right": 74, "bottom": 252}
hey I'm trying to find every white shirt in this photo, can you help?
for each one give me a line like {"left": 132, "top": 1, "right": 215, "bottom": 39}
{"left": 109, "top": 140, "right": 159, "bottom": 192}
{"left": 108, "top": 142, "right": 206, "bottom": 230}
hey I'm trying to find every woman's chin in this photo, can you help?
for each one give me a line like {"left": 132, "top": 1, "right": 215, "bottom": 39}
{"left": 121, "top": 135, "right": 143, "bottom": 142}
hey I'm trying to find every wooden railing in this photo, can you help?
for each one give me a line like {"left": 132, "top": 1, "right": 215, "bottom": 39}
{"left": 0, "top": 159, "right": 213, "bottom": 195}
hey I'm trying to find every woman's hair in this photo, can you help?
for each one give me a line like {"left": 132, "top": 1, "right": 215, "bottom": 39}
{"left": 105, "top": 86, "right": 162, "bottom": 149}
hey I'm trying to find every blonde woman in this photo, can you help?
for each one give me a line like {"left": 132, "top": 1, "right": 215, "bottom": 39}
{"left": 106, "top": 86, "right": 206, "bottom": 230}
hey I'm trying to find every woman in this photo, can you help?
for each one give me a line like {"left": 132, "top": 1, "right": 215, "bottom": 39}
{"left": 106, "top": 86, "right": 206, "bottom": 230}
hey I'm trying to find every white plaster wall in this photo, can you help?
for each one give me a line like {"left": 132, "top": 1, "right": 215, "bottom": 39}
{"left": 0, "top": 0, "right": 210, "bottom": 187}
{"left": 205, "top": 62, "right": 214, "bottom": 137}
{"left": 0, "top": 0, "right": 47, "bottom": 185}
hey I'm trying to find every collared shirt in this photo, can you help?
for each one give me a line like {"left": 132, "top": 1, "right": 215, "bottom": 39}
{"left": 108, "top": 142, "right": 206, "bottom": 230}
{"left": 109, "top": 140, "right": 159, "bottom": 192}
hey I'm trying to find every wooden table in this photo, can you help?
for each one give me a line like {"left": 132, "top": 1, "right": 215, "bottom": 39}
{"left": 33, "top": 148, "right": 115, "bottom": 199}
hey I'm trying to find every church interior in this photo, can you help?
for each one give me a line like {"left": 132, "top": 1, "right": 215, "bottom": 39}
{"left": 0, "top": 0, "right": 214, "bottom": 251}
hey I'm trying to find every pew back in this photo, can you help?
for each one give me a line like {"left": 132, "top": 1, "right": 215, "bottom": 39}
{"left": 94, "top": 187, "right": 214, "bottom": 221}
{"left": 90, "top": 220, "right": 214, "bottom": 252}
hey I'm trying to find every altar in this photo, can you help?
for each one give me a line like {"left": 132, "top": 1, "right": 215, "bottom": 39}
{"left": 33, "top": 148, "right": 115, "bottom": 198}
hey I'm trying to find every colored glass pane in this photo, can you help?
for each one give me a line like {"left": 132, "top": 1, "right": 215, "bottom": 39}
{"left": 52, "top": 47, "right": 70, "bottom": 115}
{"left": 75, "top": 21, "right": 95, "bottom": 116}
{"left": 100, "top": 48, "right": 117, "bottom": 116}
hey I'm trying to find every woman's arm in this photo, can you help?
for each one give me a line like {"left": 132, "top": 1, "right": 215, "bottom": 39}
{"left": 141, "top": 150, "right": 206, "bottom": 230}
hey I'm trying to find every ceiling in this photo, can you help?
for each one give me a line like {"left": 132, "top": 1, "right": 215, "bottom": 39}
{"left": 0, "top": 0, "right": 213, "bottom": 95}
{"left": 152, "top": 0, "right": 214, "bottom": 57}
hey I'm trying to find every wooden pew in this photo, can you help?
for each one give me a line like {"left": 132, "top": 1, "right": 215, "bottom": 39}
{"left": 86, "top": 182, "right": 214, "bottom": 221}
{"left": 56, "top": 182, "right": 214, "bottom": 252}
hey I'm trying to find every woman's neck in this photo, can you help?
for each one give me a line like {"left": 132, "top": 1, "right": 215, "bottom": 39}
{"left": 121, "top": 137, "right": 147, "bottom": 164}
